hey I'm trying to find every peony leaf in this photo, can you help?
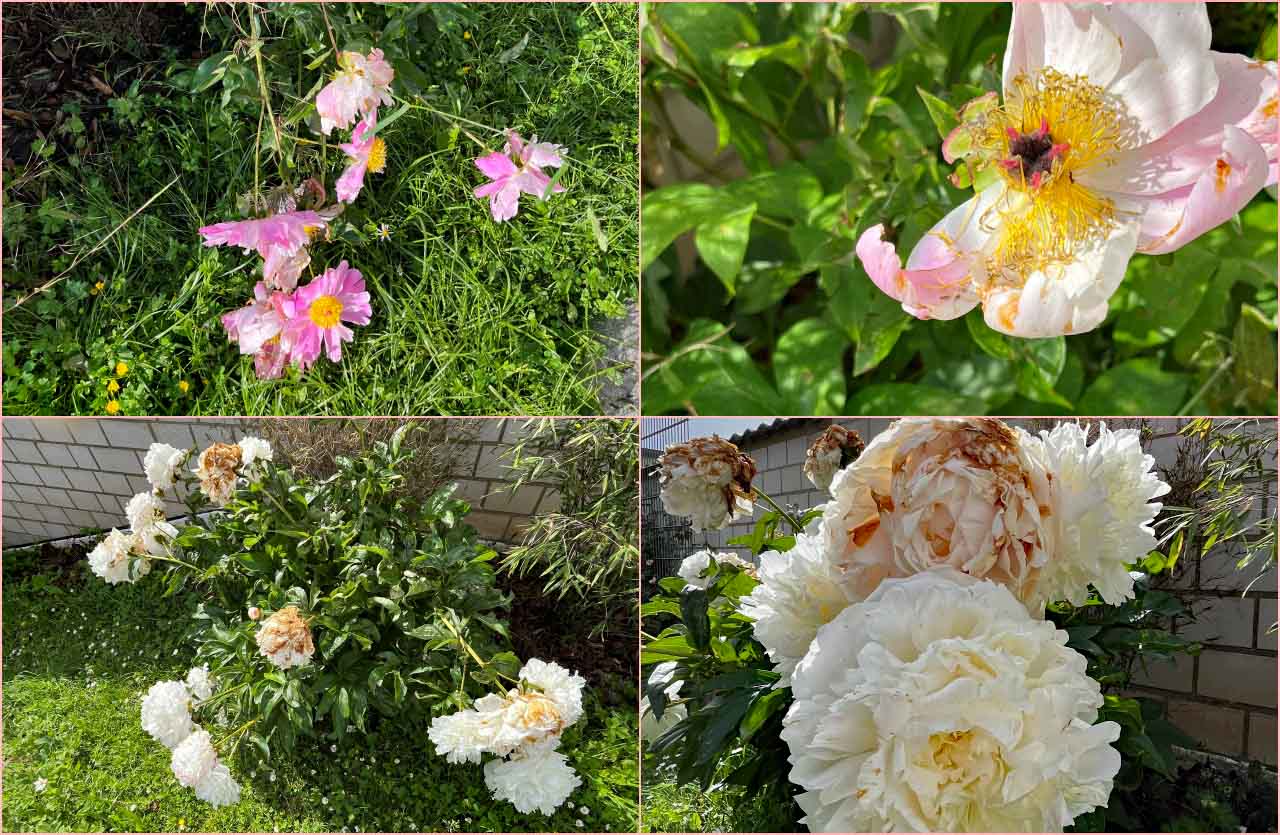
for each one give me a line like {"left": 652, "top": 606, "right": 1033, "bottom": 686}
{"left": 772, "top": 319, "right": 848, "bottom": 415}
{"left": 694, "top": 203, "right": 757, "bottom": 293}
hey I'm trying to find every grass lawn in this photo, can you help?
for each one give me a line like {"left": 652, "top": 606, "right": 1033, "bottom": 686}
{"left": 2, "top": 546, "right": 639, "bottom": 833}
{"left": 2, "top": 2, "right": 638, "bottom": 416}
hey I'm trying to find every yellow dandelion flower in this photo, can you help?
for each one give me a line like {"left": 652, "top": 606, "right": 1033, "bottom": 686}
{"left": 105, "top": 400, "right": 121, "bottom": 415}
{"left": 178, "top": 380, "right": 190, "bottom": 393}
{"left": 114, "top": 361, "right": 129, "bottom": 378}
{"left": 107, "top": 380, "right": 120, "bottom": 394}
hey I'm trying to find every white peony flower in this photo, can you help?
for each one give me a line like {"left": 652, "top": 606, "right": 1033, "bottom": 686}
{"left": 237, "top": 436, "right": 273, "bottom": 471}
{"left": 782, "top": 570, "right": 1121, "bottom": 833}
{"left": 255, "top": 606, "right": 314, "bottom": 669}
{"left": 659, "top": 436, "right": 757, "bottom": 532}
{"left": 125, "top": 492, "right": 179, "bottom": 556}
{"left": 820, "top": 417, "right": 1054, "bottom": 605}
{"left": 88, "top": 529, "right": 149, "bottom": 585}
{"left": 519, "top": 658, "right": 586, "bottom": 730}
{"left": 640, "top": 662, "right": 685, "bottom": 747}
{"left": 483, "top": 739, "right": 582, "bottom": 816}
{"left": 428, "top": 701, "right": 497, "bottom": 764}
{"left": 193, "top": 762, "right": 241, "bottom": 807}
{"left": 141, "top": 680, "right": 194, "bottom": 749}
{"left": 678, "top": 549, "right": 757, "bottom": 589}
{"left": 1023, "top": 422, "right": 1170, "bottom": 608}
{"left": 186, "top": 664, "right": 216, "bottom": 703}
{"left": 171, "top": 728, "right": 218, "bottom": 788}
{"left": 739, "top": 534, "right": 860, "bottom": 687}
{"left": 144, "top": 443, "right": 187, "bottom": 491}
{"left": 803, "top": 425, "right": 866, "bottom": 492}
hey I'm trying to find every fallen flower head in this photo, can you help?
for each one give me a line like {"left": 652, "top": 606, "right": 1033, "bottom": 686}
{"left": 336, "top": 113, "right": 388, "bottom": 204}
{"left": 315, "top": 48, "right": 395, "bottom": 135}
{"left": 473, "top": 130, "right": 568, "bottom": 222}
{"left": 857, "top": 2, "right": 1278, "bottom": 338}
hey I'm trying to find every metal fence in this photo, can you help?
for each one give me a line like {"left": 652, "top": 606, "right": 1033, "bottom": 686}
{"left": 640, "top": 459, "right": 694, "bottom": 601}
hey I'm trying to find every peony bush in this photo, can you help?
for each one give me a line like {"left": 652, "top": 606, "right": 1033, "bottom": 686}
{"left": 84, "top": 425, "right": 592, "bottom": 816}
{"left": 642, "top": 418, "right": 1203, "bottom": 833}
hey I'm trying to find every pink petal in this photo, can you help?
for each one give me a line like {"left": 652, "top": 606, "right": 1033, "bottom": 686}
{"left": 525, "top": 137, "right": 565, "bottom": 169}
{"left": 336, "top": 160, "right": 369, "bottom": 204}
{"left": 514, "top": 169, "right": 565, "bottom": 199}
{"left": 489, "top": 182, "right": 521, "bottom": 222}
{"left": 475, "top": 152, "right": 517, "bottom": 180}
{"left": 474, "top": 180, "right": 507, "bottom": 199}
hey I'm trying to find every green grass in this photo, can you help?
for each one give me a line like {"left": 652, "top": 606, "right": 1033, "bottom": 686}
{"left": 2, "top": 550, "right": 639, "bottom": 833}
{"left": 641, "top": 756, "right": 799, "bottom": 833}
{"left": 2, "top": 2, "right": 638, "bottom": 416}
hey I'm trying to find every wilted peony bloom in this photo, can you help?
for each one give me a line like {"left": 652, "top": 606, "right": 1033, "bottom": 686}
{"left": 856, "top": 3, "right": 1278, "bottom": 338}
{"left": 221, "top": 282, "right": 292, "bottom": 361}
{"left": 141, "top": 680, "right": 194, "bottom": 749}
{"left": 88, "top": 528, "right": 149, "bottom": 585}
{"left": 262, "top": 246, "right": 310, "bottom": 292}
{"left": 483, "top": 738, "right": 582, "bottom": 815}
{"left": 336, "top": 114, "right": 387, "bottom": 204}
{"left": 1022, "top": 421, "right": 1170, "bottom": 608}
{"left": 186, "top": 664, "right": 216, "bottom": 703}
{"left": 255, "top": 605, "right": 315, "bottom": 669}
{"left": 237, "top": 436, "right": 273, "bottom": 471}
{"left": 739, "top": 534, "right": 861, "bottom": 687}
{"left": 171, "top": 728, "right": 218, "bottom": 788}
{"left": 144, "top": 443, "right": 187, "bottom": 492}
{"left": 782, "top": 570, "right": 1121, "bottom": 832}
{"left": 193, "top": 762, "right": 241, "bottom": 807}
{"left": 194, "top": 442, "right": 243, "bottom": 506}
{"left": 473, "top": 130, "right": 568, "bottom": 222}
{"left": 659, "top": 436, "right": 757, "bottom": 532}
{"left": 283, "top": 261, "right": 373, "bottom": 371}
{"left": 803, "top": 425, "right": 866, "bottom": 492}
{"left": 315, "top": 49, "right": 394, "bottom": 135}
{"left": 820, "top": 417, "right": 1053, "bottom": 605}
{"left": 199, "top": 210, "right": 327, "bottom": 263}
{"left": 125, "top": 492, "right": 179, "bottom": 556}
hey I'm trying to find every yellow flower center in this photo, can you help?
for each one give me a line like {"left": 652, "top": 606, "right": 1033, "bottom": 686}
{"left": 309, "top": 295, "right": 344, "bottom": 329}
{"left": 368, "top": 137, "right": 387, "bottom": 174}
{"left": 966, "top": 68, "right": 1132, "bottom": 280}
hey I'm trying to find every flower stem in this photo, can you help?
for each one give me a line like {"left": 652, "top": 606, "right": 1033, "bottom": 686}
{"left": 753, "top": 487, "right": 805, "bottom": 535}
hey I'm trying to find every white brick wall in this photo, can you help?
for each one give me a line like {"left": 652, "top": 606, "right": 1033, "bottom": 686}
{"left": 2, "top": 418, "right": 559, "bottom": 548}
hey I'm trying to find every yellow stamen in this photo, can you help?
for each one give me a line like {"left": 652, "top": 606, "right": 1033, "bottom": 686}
{"left": 368, "top": 137, "right": 387, "bottom": 174}
{"left": 309, "top": 295, "right": 344, "bottom": 329}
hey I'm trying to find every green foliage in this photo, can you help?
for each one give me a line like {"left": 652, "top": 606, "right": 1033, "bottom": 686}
{"left": 4, "top": 2, "right": 638, "bottom": 416}
{"left": 164, "top": 428, "right": 511, "bottom": 755}
{"left": 641, "top": 1, "right": 1277, "bottom": 416}
{"left": 500, "top": 419, "right": 639, "bottom": 635}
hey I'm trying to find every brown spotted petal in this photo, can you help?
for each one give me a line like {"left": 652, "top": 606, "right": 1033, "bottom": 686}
{"left": 658, "top": 436, "right": 758, "bottom": 532}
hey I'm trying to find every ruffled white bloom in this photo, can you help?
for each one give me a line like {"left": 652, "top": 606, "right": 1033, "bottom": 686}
{"left": 171, "top": 728, "right": 218, "bottom": 788}
{"left": 782, "top": 570, "right": 1120, "bottom": 833}
{"left": 484, "top": 739, "right": 582, "bottom": 816}
{"left": 144, "top": 443, "right": 187, "bottom": 491}
{"left": 520, "top": 658, "right": 586, "bottom": 729}
{"left": 186, "top": 664, "right": 216, "bottom": 703}
{"left": 659, "top": 436, "right": 757, "bottom": 532}
{"left": 125, "top": 492, "right": 179, "bottom": 556}
{"left": 739, "top": 534, "right": 861, "bottom": 687}
{"left": 88, "top": 529, "right": 149, "bottom": 585}
{"left": 804, "top": 425, "right": 866, "bottom": 492}
{"left": 255, "top": 606, "right": 314, "bottom": 669}
{"left": 820, "top": 417, "right": 1054, "bottom": 605}
{"left": 679, "top": 549, "right": 758, "bottom": 589}
{"left": 428, "top": 703, "right": 495, "bottom": 764}
{"left": 1023, "top": 422, "right": 1170, "bottom": 608}
{"left": 193, "top": 762, "right": 241, "bottom": 807}
{"left": 237, "top": 436, "right": 273, "bottom": 471}
{"left": 141, "top": 680, "right": 194, "bottom": 749}
{"left": 640, "top": 662, "right": 686, "bottom": 747}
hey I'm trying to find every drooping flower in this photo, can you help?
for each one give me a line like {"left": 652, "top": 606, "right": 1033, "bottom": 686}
{"left": 819, "top": 417, "right": 1053, "bottom": 605}
{"left": 483, "top": 738, "right": 582, "bottom": 816}
{"left": 739, "top": 534, "right": 861, "bottom": 687}
{"left": 193, "top": 442, "right": 243, "bottom": 507}
{"left": 473, "top": 131, "right": 568, "bottom": 222}
{"left": 315, "top": 49, "right": 395, "bottom": 135}
{"left": 199, "top": 211, "right": 326, "bottom": 262}
{"left": 336, "top": 114, "right": 387, "bottom": 204}
{"left": 141, "top": 680, "right": 194, "bottom": 749}
{"left": 255, "top": 605, "right": 315, "bottom": 669}
{"left": 237, "top": 436, "right": 274, "bottom": 471}
{"left": 803, "top": 425, "right": 866, "bottom": 492}
{"left": 88, "top": 528, "right": 149, "bottom": 585}
{"left": 193, "top": 762, "right": 241, "bottom": 807}
{"left": 221, "top": 283, "right": 293, "bottom": 361}
{"left": 782, "top": 570, "right": 1121, "bottom": 833}
{"left": 677, "top": 549, "right": 756, "bottom": 589}
{"left": 144, "top": 443, "right": 187, "bottom": 492}
{"left": 283, "top": 261, "right": 373, "bottom": 370}
{"left": 640, "top": 662, "right": 686, "bottom": 748}
{"left": 857, "top": 4, "right": 1278, "bottom": 338}
{"left": 262, "top": 246, "right": 310, "bottom": 291}
{"left": 519, "top": 658, "right": 586, "bottom": 730}
{"left": 186, "top": 664, "right": 216, "bottom": 703}
{"left": 125, "top": 492, "right": 179, "bottom": 556}
{"left": 171, "top": 729, "right": 218, "bottom": 788}
{"left": 1022, "top": 421, "right": 1170, "bottom": 608}
{"left": 658, "top": 436, "right": 757, "bottom": 532}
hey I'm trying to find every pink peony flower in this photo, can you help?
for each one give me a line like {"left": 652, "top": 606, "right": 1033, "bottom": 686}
{"left": 254, "top": 337, "right": 290, "bottom": 380}
{"left": 856, "top": 3, "right": 1278, "bottom": 338}
{"left": 315, "top": 49, "right": 395, "bottom": 135}
{"left": 473, "top": 130, "right": 567, "bottom": 222}
{"left": 284, "top": 261, "right": 373, "bottom": 369}
{"left": 220, "top": 282, "right": 291, "bottom": 357}
{"left": 336, "top": 114, "right": 387, "bottom": 204}
{"left": 199, "top": 211, "right": 326, "bottom": 261}
{"left": 262, "top": 247, "right": 310, "bottom": 291}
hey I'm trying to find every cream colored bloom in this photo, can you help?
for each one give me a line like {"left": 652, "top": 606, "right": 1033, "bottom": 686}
{"left": 171, "top": 729, "right": 218, "bottom": 788}
{"left": 782, "top": 570, "right": 1120, "bottom": 833}
{"left": 88, "top": 528, "right": 149, "bottom": 585}
{"left": 659, "top": 436, "right": 757, "bottom": 532}
{"left": 804, "top": 425, "right": 865, "bottom": 491}
{"left": 144, "top": 443, "right": 187, "bottom": 491}
{"left": 125, "top": 491, "right": 179, "bottom": 556}
{"left": 141, "top": 680, "right": 194, "bottom": 749}
{"left": 237, "top": 436, "right": 273, "bottom": 471}
{"left": 193, "top": 762, "right": 241, "bottom": 807}
{"left": 193, "top": 442, "right": 242, "bottom": 506}
{"left": 255, "top": 606, "right": 315, "bottom": 669}
{"left": 677, "top": 549, "right": 756, "bottom": 589}
{"left": 483, "top": 738, "right": 582, "bottom": 815}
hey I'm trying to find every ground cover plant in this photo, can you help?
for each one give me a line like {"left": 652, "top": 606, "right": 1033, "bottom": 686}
{"left": 640, "top": 418, "right": 1276, "bottom": 832}
{"left": 640, "top": 2, "right": 1278, "bottom": 416}
{"left": 2, "top": 426, "right": 639, "bottom": 832}
{"left": 3, "top": 2, "right": 638, "bottom": 416}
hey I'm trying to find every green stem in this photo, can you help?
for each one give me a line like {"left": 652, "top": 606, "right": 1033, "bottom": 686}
{"left": 215, "top": 717, "right": 257, "bottom": 751}
{"left": 149, "top": 551, "right": 204, "bottom": 574}
{"left": 753, "top": 487, "right": 805, "bottom": 535}
{"left": 439, "top": 616, "right": 520, "bottom": 685}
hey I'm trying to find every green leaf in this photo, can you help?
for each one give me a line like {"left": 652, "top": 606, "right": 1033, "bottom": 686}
{"left": 1114, "top": 249, "right": 1214, "bottom": 348}
{"left": 644, "top": 320, "right": 786, "bottom": 415}
{"left": 847, "top": 383, "right": 986, "bottom": 416}
{"left": 819, "top": 263, "right": 911, "bottom": 375}
{"left": 738, "top": 687, "right": 788, "bottom": 741}
{"left": 1013, "top": 337, "right": 1070, "bottom": 408}
{"left": 680, "top": 589, "right": 712, "bottom": 651}
{"left": 191, "top": 52, "right": 231, "bottom": 92}
{"left": 695, "top": 204, "right": 757, "bottom": 293}
{"left": 642, "top": 635, "right": 696, "bottom": 663}
{"left": 1076, "top": 359, "right": 1190, "bottom": 416}
{"left": 1231, "top": 304, "right": 1277, "bottom": 409}
{"left": 772, "top": 319, "right": 848, "bottom": 415}
{"left": 916, "top": 86, "right": 958, "bottom": 140}
{"left": 965, "top": 311, "right": 1016, "bottom": 360}
{"left": 641, "top": 184, "right": 749, "bottom": 271}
